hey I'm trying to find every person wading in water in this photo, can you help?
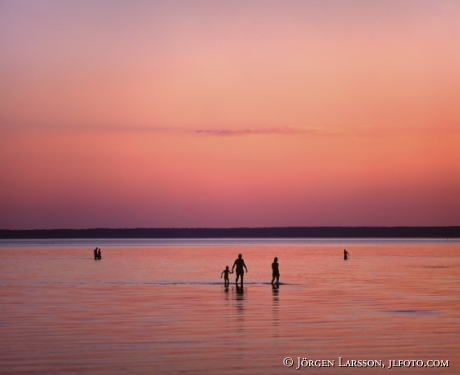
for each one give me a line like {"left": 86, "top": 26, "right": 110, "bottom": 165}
{"left": 231, "top": 254, "right": 248, "bottom": 286}
{"left": 271, "top": 257, "right": 280, "bottom": 286}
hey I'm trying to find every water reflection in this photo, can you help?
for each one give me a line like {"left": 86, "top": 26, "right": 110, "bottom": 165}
{"left": 272, "top": 284, "right": 279, "bottom": 338}
{"left": 235, "top": 285, "right": 245, "bottom": 300}
{"left": 221, "top": 285, "right": 230, "bottom": 300}
{"left": 232, "top": 285, "right": 246, "bottom": 331}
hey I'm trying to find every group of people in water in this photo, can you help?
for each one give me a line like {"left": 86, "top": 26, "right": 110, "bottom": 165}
{"left": 221, "top": 250, "right": 349, "bottom": 287}
{"left": 221, "top": 254, "right": 280, "bottom": 287}
{"left": 93, "top": 247, "right": 102, "bottom": 260}
{"left": 91, "top": 248, "right": 348, "bottom": 281}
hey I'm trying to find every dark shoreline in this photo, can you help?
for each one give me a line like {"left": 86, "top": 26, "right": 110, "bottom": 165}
{"left": 1, "top": 227, "right": 459, "bottom": 239}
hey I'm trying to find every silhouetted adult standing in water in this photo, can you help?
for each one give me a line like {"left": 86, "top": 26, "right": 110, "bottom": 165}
{"left": 94, "top": 247, "right": 98, "bottom": 260}
{"left": 232, "top": 254, "right": 248, "bottom": 286}
{"left": 271, "top": 257, "right": 280, "bottom": 286}
{"left": 343, "top": 249, "right": 349, "bottom": 260}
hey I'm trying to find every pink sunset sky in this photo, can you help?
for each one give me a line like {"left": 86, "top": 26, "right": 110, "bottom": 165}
{"left": 1, "top": 0, "right": 459, "bottom": 229}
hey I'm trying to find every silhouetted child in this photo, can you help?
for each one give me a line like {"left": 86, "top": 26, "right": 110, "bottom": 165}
{"left": 97, "top": 248, "right": 102, "bottom": 260}
{"left": 343, "top": 249, "right": 349, "bottom": 260}
{"left": 221, "top": 266, "right": 233, "bottom": 287}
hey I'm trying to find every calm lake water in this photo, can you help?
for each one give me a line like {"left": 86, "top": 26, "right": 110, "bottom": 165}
{"left": 1, "top": 239, "right": 459, "bottom": 374}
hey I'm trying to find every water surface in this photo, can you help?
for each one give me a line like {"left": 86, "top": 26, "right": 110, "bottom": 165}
{"left": 1, "top": 239, "right": 459, "bottom": 374}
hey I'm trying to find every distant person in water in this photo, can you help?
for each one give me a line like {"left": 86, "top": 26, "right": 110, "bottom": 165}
{"left": 271, "top": 257, "right": 280, "bottom": 285}
{"left": 232, "top": 254, "right": 248, "bottom": 285}
{"left": 343, "top": 249, "right": 349, "bottom": 260}
{"left": 221, "top": 266, "right": 233, "bottom": 287}
{"left": 94, "top": 247, "right": 98, "bottom": 260}
{"left": 97, "top": 248, "right": 102, "bottom": 260}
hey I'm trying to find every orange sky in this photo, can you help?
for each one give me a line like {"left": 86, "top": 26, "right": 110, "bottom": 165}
{"left": 1, "top": 1, "right": 459, "bottom": 229}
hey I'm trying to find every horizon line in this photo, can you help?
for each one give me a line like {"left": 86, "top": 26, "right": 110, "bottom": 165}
{"left": 1, "top": 226, "right": 459, "bottom": 239}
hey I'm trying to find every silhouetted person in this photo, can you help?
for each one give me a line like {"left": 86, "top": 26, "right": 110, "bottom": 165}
{"left": 221, "top": 266, "right": 233, "bottom": 287}
{"left": 343, "top": 249, "right": 349, "bottom": 260}
{"left": 97, "top": 248, "right": 102, "bottom": 260}
{"left": 271, "top": 257, "right": 280, "bottom": 285}
{"left": 232, "top": 254, "right": 248, "bottom": 286}
{"left": 94, "top": 247, "right": 98, "bottom": 260}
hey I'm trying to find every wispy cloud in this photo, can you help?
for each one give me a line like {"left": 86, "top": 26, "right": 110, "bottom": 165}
{"left": 87, "top": 125, "right": 321, "bottom": 136}
{"left": 8, "top": 122, "right": 453, "bottom": 139}
{"left": 189, "top": 127, "right": 320, "bottom": 137}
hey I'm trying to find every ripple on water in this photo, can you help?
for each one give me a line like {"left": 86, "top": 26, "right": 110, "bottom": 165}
{"left": 384, "top": 309, "right": 440, "bottom": 315}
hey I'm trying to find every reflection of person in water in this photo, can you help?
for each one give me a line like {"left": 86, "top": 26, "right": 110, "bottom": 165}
{"left": 232, "top": 254, "right": 248, "bottom": 286}
{"left": 221, "top": 266, "right": 233, "bottom": 287}
{"left": 343, "top": 249, "right": 349, "bottom": 260}
{"left": 271, "top": 257, "right": 280, "bottom": 285}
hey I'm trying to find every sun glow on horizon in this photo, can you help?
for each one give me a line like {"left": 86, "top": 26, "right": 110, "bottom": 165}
{"left": 1, "top": 1, "right": 459, "bottom": 229}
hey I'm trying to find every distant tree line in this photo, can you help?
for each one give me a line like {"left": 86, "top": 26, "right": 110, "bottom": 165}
{"left": 0, "top": 227, "right": 459, "bottom": 239}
